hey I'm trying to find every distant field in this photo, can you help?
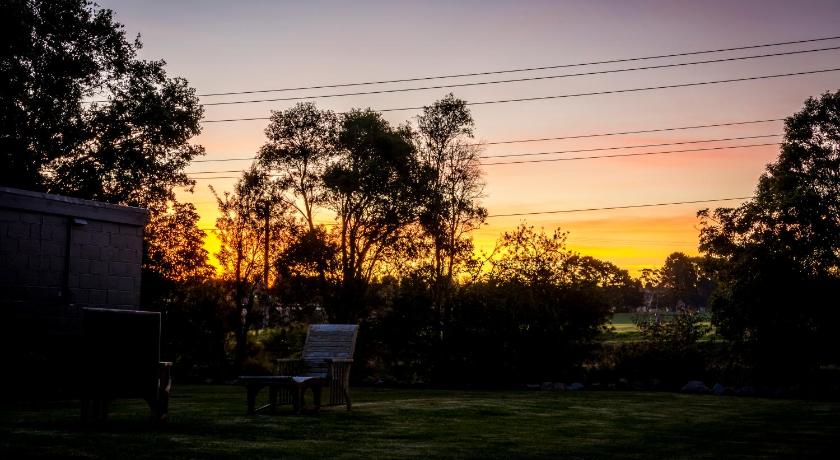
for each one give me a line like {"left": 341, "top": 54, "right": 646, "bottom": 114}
{"left": 610, "top": 312, "right": 644, "bottom": 333}
{"left": 599, "top": 312, "right": 714, "bottom": 343}
{"left": 1, "top": 385, "right": 838, "bottom": 459}
{"left": 598, "top": 312, "right": 644, "bottom": 342}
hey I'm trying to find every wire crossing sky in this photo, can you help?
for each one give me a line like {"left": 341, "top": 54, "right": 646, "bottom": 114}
{"left": 98, "top": 0, "right": 840, "bottom": 273}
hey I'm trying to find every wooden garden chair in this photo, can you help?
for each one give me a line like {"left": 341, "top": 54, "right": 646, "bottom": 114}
{"left": 240, "top": 324, "right": 357, "bottom": 414}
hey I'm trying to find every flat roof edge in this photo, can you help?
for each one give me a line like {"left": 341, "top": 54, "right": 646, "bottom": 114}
{"left": 0, "top": 187, "right": 149, "bottom": 226}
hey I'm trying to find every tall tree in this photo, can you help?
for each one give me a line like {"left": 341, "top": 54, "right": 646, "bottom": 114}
{"left": 213, "top": 165, "right": 291, "bottom": 368}
{"left": 322, "top": 109, "right": 425, "bottom": 321}
{"left": 258, "top": 102, "right": 338, "bottom": 292}
{"left": 699, "top": 90, "right": 840, "bottom": 371}
{"left": 1, "top": 0, "right": 204, "bottom": 211}
{"left": 258, "top": 102, "right": 338, "bottom": 232}
{"left": 416, "top": 94, "right": 487, "bottom": 328}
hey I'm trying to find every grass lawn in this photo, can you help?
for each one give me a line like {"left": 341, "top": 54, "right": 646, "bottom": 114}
{"left": 2, "top": 385, "right": 839, "bottom": 459}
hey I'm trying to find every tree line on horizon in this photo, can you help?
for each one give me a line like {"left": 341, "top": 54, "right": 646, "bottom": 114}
{"left": 3, "top": 0, "right": 839, "bottom": 387}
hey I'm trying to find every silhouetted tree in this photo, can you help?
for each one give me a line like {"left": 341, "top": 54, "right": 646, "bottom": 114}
{"left": 213, "top": 165, "right": 292, "bottom": 368}
{"left": 258, "top": 102, "right": 339, "bottom": 294}
{"left": 258, "top": 102, "right": 338, "bottom": 232}
{"left": 656, "top": 252, "right": 714, "bottom": 310}
{"left": 416, "top": 94, "right": 487, "bottom": 332}
{"left": 564, "top": 255, "right": 643, "bottom": 311}
{"left": 699, "top": 90, "right": 840, "bottom": 373}
{"left": 143, "top": 201, "right": 213, "bottom": 285}
{"left": 0, "top": 0, "right": 204, "bottom": 211}
{"left": 323, "top": 109, "right": 426, "bottom": 321}
{"left": 439, "top": 225, "right": 614, "bottom": 382}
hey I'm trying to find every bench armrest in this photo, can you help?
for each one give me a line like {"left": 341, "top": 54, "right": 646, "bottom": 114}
{"left": 327, "top": 359, "right": 353, "bottom": 383}
{"left": 275, "top": 358, "right": 303, "bottom": 375}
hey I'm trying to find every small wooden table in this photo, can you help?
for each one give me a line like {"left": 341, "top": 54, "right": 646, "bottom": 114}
{"left": 239, "top": 375, "right": 326, "bottom": 415}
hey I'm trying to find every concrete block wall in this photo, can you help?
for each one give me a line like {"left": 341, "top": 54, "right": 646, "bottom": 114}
{"left": 0, "top": 187, "right": 149, "bottom": 334}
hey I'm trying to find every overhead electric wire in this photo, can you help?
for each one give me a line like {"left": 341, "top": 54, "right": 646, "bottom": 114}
{"left": 481, "top": 134, "right": 779, "bottom": 159}
{"left": 481, "top": 142, "right": 779, "bottom": 165}
{"left": 190, "top": 117, "right": 785, "bottom": 164}
{"left": 485, "top": 197, "right": 752, "bottom": 218}
{"left": 192, "top": 197, "right": 751, "bottom": 227}
{"left": 196, "top": 34, "right": 840, "bottom": 97}
{"left": 185, "top": 134, "right": 780, "bottom": 175}
{"left": 184, "top": 141, "right": 778, "bottom": 178}
{"left": 201, "top": 46, "right": 840, "bottom": 106}
{"left": 201, "top": 67, "right": 840, "bottom": 122}
{"left": 481, "top": 118, "right": 784, "bottom": 145}
{"left": 192, "top": 224, "right": 695, "bottom": 245}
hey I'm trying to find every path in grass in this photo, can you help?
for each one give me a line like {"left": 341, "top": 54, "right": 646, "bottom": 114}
{"left": 2, "top": 385, "right": 839, "bottom": 459}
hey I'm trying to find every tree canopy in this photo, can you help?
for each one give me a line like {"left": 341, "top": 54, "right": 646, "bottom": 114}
{"left": 699, "top": 91, "right": 840, "bottom": 370}
{"left": 1, "top": 0, "right": 204, "bottom": 211}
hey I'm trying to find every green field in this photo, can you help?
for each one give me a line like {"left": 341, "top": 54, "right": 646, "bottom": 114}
{"left": 599, "top": 312, "right": 716, "bottom": 343}
{"left": 2, "top": 385, "right": 839, "bottom": 459}
{"left": 610, "top": 312, "right": 644, "bottom": 332}
{"left": 598, "top": 312, "right": 645, "bottom": 342}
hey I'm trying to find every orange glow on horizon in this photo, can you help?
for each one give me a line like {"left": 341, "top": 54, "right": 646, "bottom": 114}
{"left": 197, "top": 209, "right": 711, "bottom": 278}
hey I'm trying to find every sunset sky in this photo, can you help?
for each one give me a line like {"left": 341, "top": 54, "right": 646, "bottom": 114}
{"left": 99, "top": 0, "right": 840, "bottom": 274}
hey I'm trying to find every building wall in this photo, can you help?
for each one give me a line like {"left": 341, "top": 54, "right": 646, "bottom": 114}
{"left": 0, "top": 187, "right": 148, "bottom": 334}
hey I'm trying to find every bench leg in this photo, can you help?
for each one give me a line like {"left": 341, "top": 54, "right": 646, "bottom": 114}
{"left": 268, "top": 386, "right": 278, "bottom": 414}
{"left": 344, "top": 387, "right": 352, "bottom": 411}
{"left": 312, "top": 385, "right": 322, "bottom": 413}
{"left": 246, "top": 383, "right": 262, "bottom": 415}
{"left": 81, "top": 398, "right": 91, "bottom": 423}
{"left": 293, "top": 386, "right": 304, "bottom": 415}
{"left": 85, "top": 398, "right": 108, "bottom": 421}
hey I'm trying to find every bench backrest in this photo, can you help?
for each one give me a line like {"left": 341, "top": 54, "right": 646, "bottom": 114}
{"left": 301, "top": 324, "right": 358, "bottom": 377}
{"left": 82, "top": 308, "right": 161, "bottom": 397}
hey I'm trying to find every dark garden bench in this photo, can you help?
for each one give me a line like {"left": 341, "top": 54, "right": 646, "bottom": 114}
{"left": 80, "top": 308, "right": 172, "bottom": 422}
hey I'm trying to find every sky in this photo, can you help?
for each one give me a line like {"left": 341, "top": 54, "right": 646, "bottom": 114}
{"left": 98, "top": 0, "right": 840, "bottom": 274}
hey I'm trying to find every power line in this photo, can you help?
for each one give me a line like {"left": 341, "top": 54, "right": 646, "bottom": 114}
{"left": 196, "top": 35, "right": 840, "bottom": 97}
{"left": 202, "top": 67, "right": 840, "bottom": 122}
{"left": 480, "top": 118, "right": 784, "bottom": 146}
{"left": 201, "top": 46, "right": 840, "bottom": 106}
{"left": 193, "top": 197, "right": 751, "bottom": 226}
{"left": 194, "top": 225, "right": 694, "bottom": 246}
{"left": 185, "top": 135, "right": 780, "bottom": 175}
{"left": 190, "top": 117, "right": 785, "bottom": 164}
{"left": 184, "top": 142, "right": 777, "bottom": 179}
{"left": 481, "top": 142, "right": 778, "bottom": 166}
{"left": 384, "top": 67, "right": 840, "bottom": 113}
{"left": 482, "top": 134, "right": 779, "bottom": 159}
{"left": 485, "top": 197, "right": 752, "bottom": 218}
{"left": 482, "top": 118, "right": 785, "bottom": 145}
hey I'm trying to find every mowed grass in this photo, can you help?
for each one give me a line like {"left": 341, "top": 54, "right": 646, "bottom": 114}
{"left": 2, "top": 385, "right": 839, "bottom": 459}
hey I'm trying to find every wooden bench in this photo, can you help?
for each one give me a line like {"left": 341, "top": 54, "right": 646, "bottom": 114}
{"left": 239, "top": 324, "right": 357, "bottom": 414}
